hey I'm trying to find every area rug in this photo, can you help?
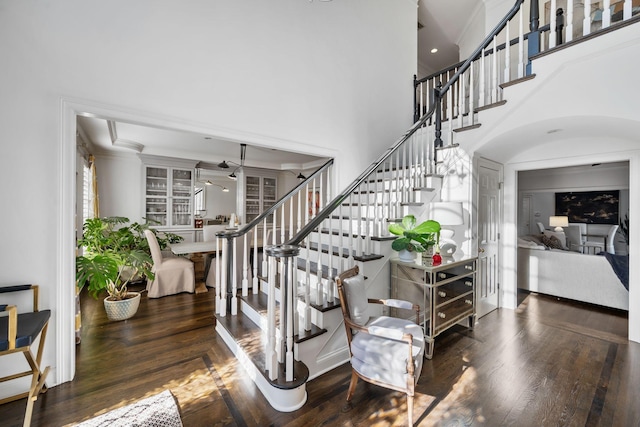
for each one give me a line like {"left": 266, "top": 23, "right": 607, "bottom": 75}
{"left": 74, "top": 390, "right": 183, "bottom": 427}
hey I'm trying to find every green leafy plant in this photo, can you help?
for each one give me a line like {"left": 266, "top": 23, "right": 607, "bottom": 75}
{"left": 388, "top": 215, "right": 441, "bottom": 253}
{"left": 75, "top": 217, "right": 183, "bottom": 300}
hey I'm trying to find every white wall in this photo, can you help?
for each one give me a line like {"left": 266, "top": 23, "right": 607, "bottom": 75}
{"left": 0, "top": 0, "right": 417, "bottom": 389}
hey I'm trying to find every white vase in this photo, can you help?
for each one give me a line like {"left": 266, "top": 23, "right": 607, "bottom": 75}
{"left": 398, "top": 249, "right": 415, "bottom": 262}
{"left": 103, "top": 292, "right": 141, "bottom": 321}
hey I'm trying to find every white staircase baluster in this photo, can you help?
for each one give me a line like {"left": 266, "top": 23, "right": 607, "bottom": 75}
{"left": 566, "top": 0, "right": 574, "bottom": 42}
{"left": 447, "top": 69, "right": 453, "bottom": 141}
{"left": 347, "top": 196, "right": 354, "bottom": 265}
{"left": 266, "top": 255, "right": 277, "bottom": 380}
{"left": 296, "top": 187, "right": 302, "bottom": 234}
{"left": 316, "top": 225, "right": 323, "bottom": 304}
{"left": 492, "top": 36, "right": 498, "bottom": 103}
{"left": 457, "top": 69, "right": 464, "bottom": 128}
{"left": 624, "top": 0, "right": 632, "bottom": 20}
{"left": 231, "top": 238, "right": 238, "bottom": 315}
{"left": 550, "top": 0, "right": 557, "bottom": 48}
{"left": 518, "top": 7, "right": 525, "bottom": 78}
{"left": 479, "top": 48, "right": 486, "bottom": 107}
{"left": 327, "top": 210, "right": 334, "bottom": 301}
{"left": 469, "top": 60, "right": 475, "bottom": 125}
{"left": 603, "top": 0, "right": 611, "bottom": 28}
{"left": 261, "top": 218, "right": 268, "bottom": 277}
{"left": 584, "top": 0, "right": 592, "bottom": 36}
{"left": 505, "top": 20, "right": 511, "bottom": 82}
{"left": 220, "top": 237, "right": 227, "bottom": 317}
{"left": 253, "top": 227, "right": 258, "bottom": 294}
{"left": 216, "top": 236, "right": 221, "bottom": 315}
{"left": 285, "top": 258, "right": 294, "bottom": 382}
{"left": 242, "top": 233, "right": 249, "bottom": 297}
{"left": 394, "top": 149, "right": 400, "bottom": 219}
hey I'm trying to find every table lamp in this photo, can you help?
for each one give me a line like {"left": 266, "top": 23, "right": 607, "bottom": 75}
{"left": 549, "top": 215, "right": 568, "bottom": 232}
{"left": 430, "top": 201, "right": 464, "bottom": 256}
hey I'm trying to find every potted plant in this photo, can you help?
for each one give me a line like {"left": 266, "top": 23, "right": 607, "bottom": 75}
{"left": 75, "top": 217, "right": 182, "bottom": 321}
{"left": 388, "top": 215, "right": 441, "bottom": 262}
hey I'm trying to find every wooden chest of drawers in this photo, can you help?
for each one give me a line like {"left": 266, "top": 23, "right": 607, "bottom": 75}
{"left": 390, "top": 257, "right": 477, "bottom": 359}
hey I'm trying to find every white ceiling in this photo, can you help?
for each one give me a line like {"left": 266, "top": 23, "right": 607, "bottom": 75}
{"left": 77, "top": 2, "right": 475, "bottom": 169}
{"left": 417, "top": 0, "right": 479, "bottom": 75}
{"left": 77, "top": 116, "right": 327, "bottom": 171}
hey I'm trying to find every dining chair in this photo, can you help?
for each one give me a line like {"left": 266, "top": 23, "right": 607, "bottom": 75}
{"left": 0, "top": 284, "right": 50, "bottom": 427}
{"left": 583, "top": 225, "right": 619, "bottom": 255}
{"left": 336, "top": 266, "right": 424, "bottom": 427}
{"left": 144, "top": 230, "right": 195, "bottom": 298}
{"left": 564, "top": 225, "right": 583, "bottom": 252}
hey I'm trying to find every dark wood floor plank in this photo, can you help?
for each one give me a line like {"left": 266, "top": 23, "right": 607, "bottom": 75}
{"left": 2, "top": 290, "right": 640, "bottom": 427}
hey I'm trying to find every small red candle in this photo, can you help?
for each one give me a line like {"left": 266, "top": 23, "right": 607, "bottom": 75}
{"left": 432, "top": 253, "right": 442, "bottom": 265}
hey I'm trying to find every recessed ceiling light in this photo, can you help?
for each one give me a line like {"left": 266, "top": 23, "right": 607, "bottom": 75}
{"left": 430, "top": 48, "right": 438, "bottom": 54}
{"left": 204, "top": 136, "right": 212, "bottom": 140}
{"left": 547, "top": 128, "right": 562, "bottom": 134}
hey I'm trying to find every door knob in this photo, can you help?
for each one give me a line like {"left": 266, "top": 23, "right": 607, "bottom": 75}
{"left": 478, "top": 248, "right": 485, "bottom": 253}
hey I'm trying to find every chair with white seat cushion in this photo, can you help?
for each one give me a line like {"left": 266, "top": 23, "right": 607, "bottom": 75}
{"left": 336, "top": 266, "right": 424, "bottom": 427}
{"left": 144, "top": 230, "right": 195, "bottom": 298}
{"left": 583, "top": 224, "right": 619, "bottom": 255}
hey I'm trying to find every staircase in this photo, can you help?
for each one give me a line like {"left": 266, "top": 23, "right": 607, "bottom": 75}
{"left": 211, "top": 0, "right": 640, "bottom": 411}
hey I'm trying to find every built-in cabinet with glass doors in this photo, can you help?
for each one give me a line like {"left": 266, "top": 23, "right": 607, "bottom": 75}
{"left": 243, "top": 172, "right": 277, "bottom": 224}
{"left": 140, "top": 155, "right": 197, "bottom": 230}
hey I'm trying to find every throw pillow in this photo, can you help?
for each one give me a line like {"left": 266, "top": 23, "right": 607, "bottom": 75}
{"left": 542, "top": 234, "right": 564, "bottom": 250}
{"left": 542, "top": 230, "right": 567, "bottom": 249}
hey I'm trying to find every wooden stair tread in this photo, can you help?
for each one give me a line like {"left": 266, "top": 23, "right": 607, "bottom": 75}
{"left": 499, "top": 73, "right": 536, "bottom": 89}
{"left": 303, "top": 241, "right": 384, "bottom": 262}
{"left": 216, "top": 310, "right": 309, "bottom": 389}
{"left": 453, "top": 123, "right": 481, "bottom": 133}
{"left": 475, "top": 99, "right": 507, "bottom": 112}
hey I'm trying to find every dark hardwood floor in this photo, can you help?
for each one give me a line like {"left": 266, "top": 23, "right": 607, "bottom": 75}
{"left": 2, "top": 285, "right": 639, "bottom": 426}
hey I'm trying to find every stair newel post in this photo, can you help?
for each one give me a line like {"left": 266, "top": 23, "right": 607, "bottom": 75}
{"left": 253, "top": 227, "right": 259, "bottom": 294}
{"left": 556, "top": 8, "right": 565, "bottom": 45}
{"left": 215, "top": 236, "right": 221, "bottom": 315}
{"left": 528, "top": 0, "right": 540, "bottom": 75}
{"left": 219, "top": 234, "right": 228, "bottom": 317}
{"left": 434, "top": 83, "right": 443, "bottom": 169}
{"left": 266, "top": 254, "right": 278, "bottom": 380}
{"left": 284, "top": 254, "right": 295, "bottom": 381}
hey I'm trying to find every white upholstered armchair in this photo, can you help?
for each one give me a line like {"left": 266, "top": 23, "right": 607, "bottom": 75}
{"left": 336, "top": 266, "right": 425, "bottom": 426}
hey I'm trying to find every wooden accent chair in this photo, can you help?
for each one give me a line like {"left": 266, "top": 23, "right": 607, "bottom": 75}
{"left": 336, "top": 266, "right": 425, "bottom": 426}
{"left": 0, "top": 284, "right": 51, "bottom": 427}
{"left": 144, "top": 230, "right": 195, "bottom": 298}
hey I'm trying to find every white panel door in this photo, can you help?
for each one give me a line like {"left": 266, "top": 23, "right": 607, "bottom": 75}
{"left": 477, "top": 158, "right": 502, "bottom": 318}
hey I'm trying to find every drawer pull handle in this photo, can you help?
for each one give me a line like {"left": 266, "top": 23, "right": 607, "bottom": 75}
{"left": 465, "top": 281, "right": 472, "bottom": 286}
{"left": 438, "top": 291, "right": 447, "bottom": 298}
{"left": 465, "top": 265, "right": 473, "bottom": 270}
{"left": 438, "top": 312, "right": 446, "bottom": 318}
{"left": 465, "top": 299, "right": 473, "bottom": 305}
{"left": 438, "top": 273, "right": 447, "bottom": 279}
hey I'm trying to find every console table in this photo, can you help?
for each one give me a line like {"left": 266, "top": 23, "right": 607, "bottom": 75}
{"left": 390, "top": 257, "right": 477, "bottom": 359}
